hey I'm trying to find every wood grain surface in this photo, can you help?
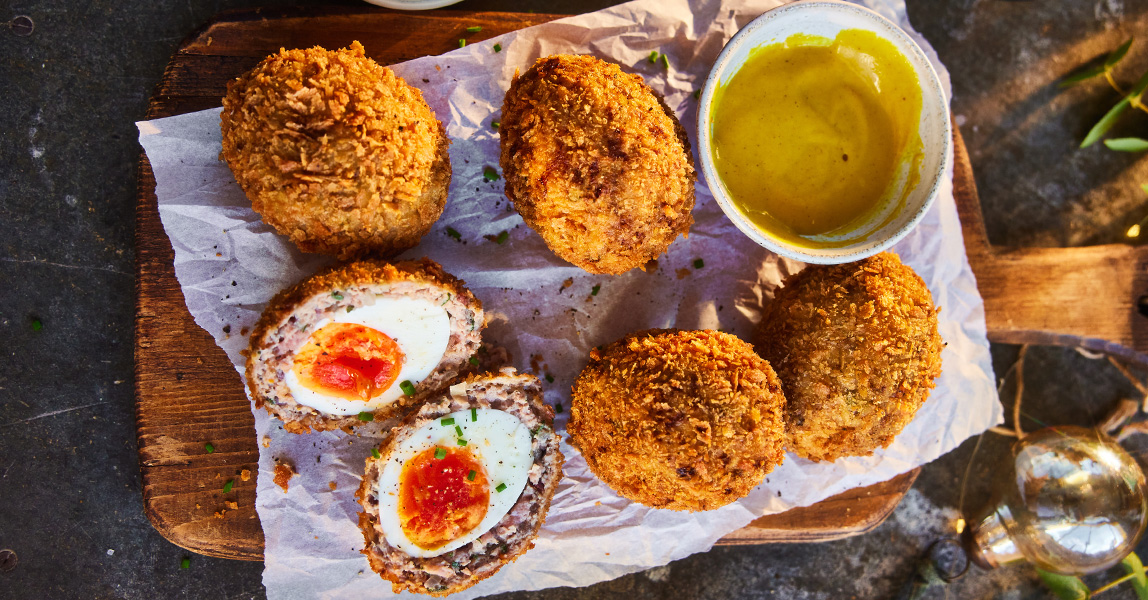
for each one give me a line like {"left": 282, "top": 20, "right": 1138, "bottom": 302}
{"left": 136, "top": 5, "right": 1148, "bottom": 562}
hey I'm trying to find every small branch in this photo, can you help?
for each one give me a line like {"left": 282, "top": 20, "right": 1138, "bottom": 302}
{"left": 1092, "top": 564, "right": 1148, "bottom": 596}
{"left": 1117, "top": 421, "right": 1148, "bottom": 443}
{"left": 1131, "top": 94, "right": 1148, "bottom": 114}
{"left": 988, "top": 426, "right": 1018, "bottom": 438}
{"left": 1109, "top": 355, "right": 1148, "bottom": 400}
{"left": 1106, "top": 70, "right": 1128, "bottom": 96}
{"left": 1100, "top": 398, "right": 1140, "bottom": 436}
{"left": 1014, "top": 345, "right": 1029, "bottom": 439}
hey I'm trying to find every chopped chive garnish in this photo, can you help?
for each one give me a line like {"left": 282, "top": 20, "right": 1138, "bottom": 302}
{"left": 440, "top": 293, "right": 452, "bottom": 306}
{"left": 555, "top": 402, "right": 563, "bottom": 413}
{"left": 469, "top": 356, "right": 479, "bottom": 366}
{"left": 495, "top": 483, "right": 507, "bottom": 492}
{"left": 483, "top": 166, "right": 500, "bottom": 182}
{"left": 693, "top": 88, "right": 702, "bottom": 99}
{"left": 660, "top": 53, "right": 670, "bottom": 69}
{"left": 446, "top": 226, "right": 461, "bottom": 240}
{"left": 457, "top": 438, "right": 468, "bottom": 446}
{"left": 205, "top": 443, "right": 215, "bottom": 454}
{"left": 458, "top": 39, "right": 466, "bottom": 48}
{"left": 434, "top": 447, "right": 446, "bottom": 459}
{"left": 441, "top": 417, "right": 455, "bottom": 426}
{"left": 495, "top": 230, "right": 509, "bottom": 244}
{"left": 545, "top": 374, "right": 554, "bottom": 383}
{"left": 332, "top": 291, "right": 344, "bottom": 300}
{"left": 31, "top": 319, "right": 42, "bottom": 331}
{"left": 455, "top": 425, "right": 464, "bottom": 436}
{"left": 346, "top": 305, "right": 354, "bottom": 313}
{"left": 181, "top": 557, "right": 190, "bottom": 569}
{"left": 223, "top": 479, "right": 234, "bottom": 493}
{"left": 467, "top": 470, "right": 477, "bottom": 481}
{"left": 400, "top": 380, "right": 416, "bottom": 396}
{"left": 358, "top": 411, "right": 374, "bottom": 422}
{"left": 493, "top": 43, "right": 502, "bottom": 53}
{"left": 371, "top": 448, "right": 381, "bottom": 459}
{"left": 491, "top": 120, "right": 501, "bottom": 129}
{"left": 466, "top": 26, "right": 482, "bottom": 33}
{"left": 591, "top": 284, "right": 601, "bottom": 296}
{"left": 471, "top": 407, "right": 478, "bottom": 421}
{"left": 648, "top": 50, "right": 658, "bottom": 63}
{"left": 693, "top": 258, "right": 705, "bottom": 269}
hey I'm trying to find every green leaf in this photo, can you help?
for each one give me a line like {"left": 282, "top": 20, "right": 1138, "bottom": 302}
{"left": 1082, "top": 97, "right": 1131, "bottom": 148}
{"left": 1060, "top": 64, "right": 1107, "bottom": 88}
{"left": 1107, "top": 38, "right": 1134, "bottom": 69}
{"left": 1131, "top": 68, "right": 1148, "bottom": 97}
{"left": 1037, "top": 569, "right": 1090, "bottom": 600}
{"left": 1105, "top": 137, "right": 1148, "bottom": 152}
{"left": 1122, "top": 553, "right": 1148, "bottom": 600}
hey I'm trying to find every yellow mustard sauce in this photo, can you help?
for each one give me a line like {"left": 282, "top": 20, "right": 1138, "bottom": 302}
{"left": 710, "top": 29, "right": 924, "bottom": 248}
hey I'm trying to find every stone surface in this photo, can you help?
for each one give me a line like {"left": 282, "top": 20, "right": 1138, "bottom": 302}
{"left": 3, "top": 1, "right": 1148, "bottom": 599}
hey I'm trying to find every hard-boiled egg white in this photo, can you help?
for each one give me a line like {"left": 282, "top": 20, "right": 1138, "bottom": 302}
{"left": 375, "top": 408, "right": 534, "bottom": 557}
{"left": 284, "top": 296, "right": 450, "bottom": 416}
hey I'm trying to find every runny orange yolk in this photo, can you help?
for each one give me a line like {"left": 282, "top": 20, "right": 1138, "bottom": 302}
{"left": 292, "top": 322, "right": 404, "bottom": 401}
{"left": 398, "top": 446, "right": 489, "bottom": 550}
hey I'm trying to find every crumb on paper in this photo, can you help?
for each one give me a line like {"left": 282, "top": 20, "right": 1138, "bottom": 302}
{"left": 261, "top": 436, "right": 271, "bottom": 448}
{"left": 240, "top": 468, "right": 251, "bottom": 481}
{"left": 561, "top": 278, "right": 573, "bottom": 289}
{"left": 329, "top": 481, "right": 337, "bottom": 491}
{"left": 274, "top": 462, "right": 296, "bottom": 493}
{"left": 675, "top": 268, "right": 691, "bottom": 279}
{"left": 226, "top": 501, "right": 238, "bottom": 510}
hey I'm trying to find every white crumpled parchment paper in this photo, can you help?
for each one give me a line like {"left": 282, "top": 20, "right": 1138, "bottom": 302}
{"left": 136, "top": 0, "right": 1002, "bottom": 597}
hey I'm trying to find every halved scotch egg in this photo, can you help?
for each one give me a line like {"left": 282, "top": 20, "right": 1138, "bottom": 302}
{"left": 245, "top": 259, "right": 483, "bottom": 434}
{"left": 357, "top": 369, "right": 564, "bottom": 596}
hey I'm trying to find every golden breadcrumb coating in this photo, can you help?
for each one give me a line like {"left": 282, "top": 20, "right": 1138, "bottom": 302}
{"left": 754, "top": 252, "right": 943, "bottom": 463}
{"left": 245, "top": 258, "right": 483, "bottom": 434}
{"left": 499, "top": 54, "right": 695, "bottom": 274}
{"left": 221, "top": 41, "right": 450, "bottom": 260}
{"left": 570, "top": 329, "right": 786, "bottom": 511}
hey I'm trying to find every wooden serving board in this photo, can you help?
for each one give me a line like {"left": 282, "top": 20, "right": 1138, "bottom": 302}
{"left": 135, "top": 6, "right": 1148, "bottom": 561}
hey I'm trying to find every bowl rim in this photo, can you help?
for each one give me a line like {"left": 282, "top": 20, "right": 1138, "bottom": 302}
{"left": 696, "top": 0, "right": 953, "bottom": 265}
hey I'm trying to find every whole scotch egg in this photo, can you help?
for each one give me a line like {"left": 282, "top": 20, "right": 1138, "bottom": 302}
{"left": 358, "top": 369, "right": 564, "bottom": 596}
{"left": 245, "top": 259, "right": 483, "bottom": 433}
